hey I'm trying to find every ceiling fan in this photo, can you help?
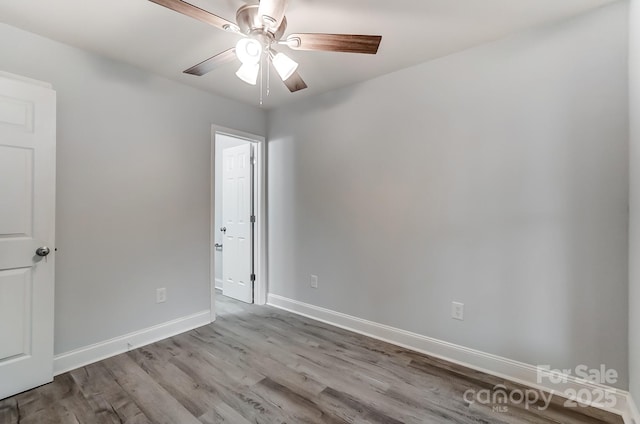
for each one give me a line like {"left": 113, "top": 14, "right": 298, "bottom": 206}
{"left": 148, "top": 0, "right": 382, "bottom": 93}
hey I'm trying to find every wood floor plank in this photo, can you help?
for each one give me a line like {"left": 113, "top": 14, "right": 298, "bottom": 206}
{"left": 164, "top": 342, "right": 290, "bottom": 424}
{"left": 102, "top": 354, "right": 201, "bottom": 424}
{"left": 69, "top": 362, "right": 153, "bottom": 424}
{"left": 0, "top": 293, "right": 625, "bottom": 424}
{"left": 213, "top": 314, "right": 505, "bottom": 423}
{"left": 185, "top": 326, "right": 328, "bottom": 397}
{"left": 252, "top": 377, "right": 350, "bottom": 424}
{"left": 7, "top": 374, "right": 100, "bottom": 424}
{"left": 127, "top": 346, "right": 215, "bottom": 418}
{"left": 0, "top": 398, "right": 18, "bottom": 424}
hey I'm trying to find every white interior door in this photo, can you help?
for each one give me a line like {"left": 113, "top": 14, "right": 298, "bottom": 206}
{"left": 222, "top": 143, "right": 253, "bottom": 303}
{"left": 0, "top": 74, "right": 56, "bottom": 400}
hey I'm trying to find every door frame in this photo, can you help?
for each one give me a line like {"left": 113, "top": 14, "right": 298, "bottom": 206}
{"left": 210, "top": 125, "right": 267, "bottom": 320}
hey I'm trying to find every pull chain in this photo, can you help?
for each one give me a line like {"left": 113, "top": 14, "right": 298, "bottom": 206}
{"left": 259, "top": 53, "right": 264, "bottom": 106}
{"left": 267, "top": 53, "right": 270, "bottom": 97}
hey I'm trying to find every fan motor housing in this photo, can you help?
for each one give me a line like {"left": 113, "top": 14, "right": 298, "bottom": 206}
{"left": 236, "top": 4, "right": 287, "bottom": 40}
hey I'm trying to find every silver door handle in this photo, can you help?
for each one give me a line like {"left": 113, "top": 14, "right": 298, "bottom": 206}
{"left": 36, "top": 246, "right": 50, "bottom": 257}
{"left": 215, "top": 243, "right": 223, "bottom": 250}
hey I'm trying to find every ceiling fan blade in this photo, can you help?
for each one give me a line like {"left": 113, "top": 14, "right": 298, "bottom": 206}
{"left": 148, "top": 0, "right": 238, "bottom": 32}
{"left": 281, "top": 70, "right": 308, "bottom": 92}
{"left": 184, "top": 48, "right": 237, "bottom": 76}
{"left": 286, "top": 33, "right": 382, "bottom": 54}
{"left": 258, "top": 0, "right": 288, "bottom": 31}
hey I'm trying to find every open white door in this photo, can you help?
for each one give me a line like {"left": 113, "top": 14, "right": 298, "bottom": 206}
{"left": 221, "top": 143, "right": 253, "bottom": 303}
{"left": 0, "top": 74, "right": 56, "bottom": 399}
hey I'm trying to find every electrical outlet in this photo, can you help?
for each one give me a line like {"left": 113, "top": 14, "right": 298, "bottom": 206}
{"left": 451, "top": 301, "right": 464, "bottom": 320}
{"left": 156, "top": 288, "right": 167, "bottom": 303}
{"left": 310, "top": 275, "right": 318, "bottom": 289}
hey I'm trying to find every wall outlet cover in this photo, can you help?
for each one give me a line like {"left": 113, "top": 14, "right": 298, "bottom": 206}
{"left": 451, "top": 301, "right": 464, "bottom": 320}
{"left": 156, "top": 288, "right": 167, "bottom": 303}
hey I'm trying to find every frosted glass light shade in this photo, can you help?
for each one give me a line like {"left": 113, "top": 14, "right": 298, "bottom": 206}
{"left": 236, "top": 38, "right": 262, "bottom": 65}
{"left": 271, "top": 52, "right": 298, "bottom": 81}
{"left": 236, "top": 63, "right": 259, "bottom": 85}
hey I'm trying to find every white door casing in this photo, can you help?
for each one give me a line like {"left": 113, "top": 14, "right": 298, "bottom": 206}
{"left": 222, "top": 143, "right": 253, "bottom": 303}
{"left": 0, "top": 74, "right": 56, "bottom": 399}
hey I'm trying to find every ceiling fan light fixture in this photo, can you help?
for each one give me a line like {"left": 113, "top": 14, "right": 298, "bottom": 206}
{"left": 236, "top": 63, "right": 260, "bottom": 85}
{"left": 236, "top": 38, "right": 263, "bottom": 65}
{"left": 148, "top": 0, "right": 383, "bottom": 96}
{"left": 271, "top": 52, "right": 298, "bottom": 81}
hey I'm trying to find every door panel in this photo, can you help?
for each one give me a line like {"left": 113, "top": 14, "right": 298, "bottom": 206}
{"left": 0, "top": 146, "right": 33, "bottom": 236}
{"left": 0, "top": 268, "right": 32, "bottom": 360}
{"left": 0, "top": 94, "right": 34, "bottom": 131}
{"left": 222, "top": 143, "right": 253, "bottom": 303}
{"left": 0, "top": 74, "right": 56, "bottom": 400}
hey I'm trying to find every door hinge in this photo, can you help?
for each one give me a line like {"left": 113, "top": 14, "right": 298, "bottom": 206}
{"left": 250, "top": 273, "right": 256, "bottom": 282}
{"left": 250, "top": 215, "right": 256, "bottom": 223}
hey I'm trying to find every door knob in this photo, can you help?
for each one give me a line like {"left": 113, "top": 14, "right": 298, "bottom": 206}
{"left": 36, "top": 246, "right": 50, "bottom": 257}
{"left": 220, "top": 227, "right": 227, "bottom": 233}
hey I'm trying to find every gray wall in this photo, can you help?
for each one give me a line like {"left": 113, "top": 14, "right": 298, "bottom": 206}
{"left": 214, "top": 134, "right": 249, "bottom": 286}
{"left": 629, "top": 0, "right": 640, "bottom": 405}
{"left": 0, "top": 24, "right": 266, "bottom": 354}
{"left": 268, "top": 3, "right": 629, "bottom": 388}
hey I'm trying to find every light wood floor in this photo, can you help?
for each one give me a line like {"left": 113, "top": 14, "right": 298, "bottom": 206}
{"left": 0, "top": 293, "right": 625, "bottom": 424}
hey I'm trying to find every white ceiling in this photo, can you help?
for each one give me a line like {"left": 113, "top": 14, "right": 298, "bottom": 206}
{"left": 0, "top": 0, "right": 618, "bottom": 108}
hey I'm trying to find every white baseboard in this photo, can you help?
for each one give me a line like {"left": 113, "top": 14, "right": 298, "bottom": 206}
{"left": 53, "top": 310, "right": 211, "bottom": 376}
{"left": 267, "top": 294, "right": 628, "bottom": 417}
{"left": 215, "top": 278, "right": 223, "bottom": 290}
{"left": 626, "top": 394, "right": 640, "bottom": 424}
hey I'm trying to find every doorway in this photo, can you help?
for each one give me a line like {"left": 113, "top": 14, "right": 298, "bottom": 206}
{"left": 210, "top": 126, "right": 266, "bottom": 319}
